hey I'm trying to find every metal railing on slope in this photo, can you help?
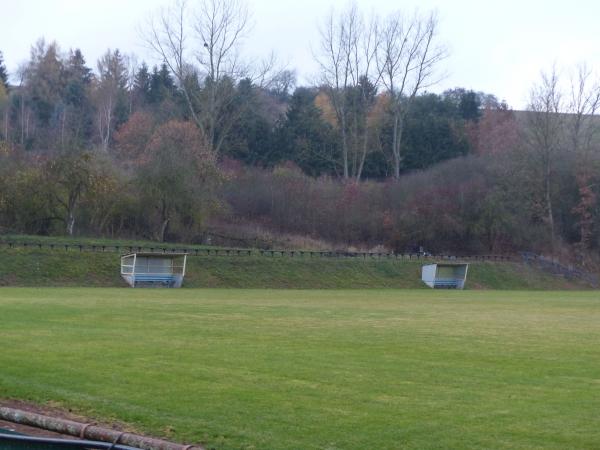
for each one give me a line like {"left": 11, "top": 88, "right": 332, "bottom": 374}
{"left": 0, "top": 240, "right": 518, "bottom": 262}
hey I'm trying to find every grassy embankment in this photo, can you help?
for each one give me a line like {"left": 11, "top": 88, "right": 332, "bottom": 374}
{"left": 0, "top": 241, "right": 588, "bottom": 289}
{"left": 1, "top": 288, "right": 600, "bottom": 449}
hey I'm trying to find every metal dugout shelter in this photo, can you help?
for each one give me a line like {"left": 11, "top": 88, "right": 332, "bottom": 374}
{"left": 421, "top": 263, "right": 469, "bottom": 289}
{"left": 120, "top": 252, "right": 187, "bottom": 288}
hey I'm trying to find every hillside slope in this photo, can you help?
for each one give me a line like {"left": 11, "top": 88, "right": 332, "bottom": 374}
{"left": 0, "top": 247, "right": 590, "bottom": 289}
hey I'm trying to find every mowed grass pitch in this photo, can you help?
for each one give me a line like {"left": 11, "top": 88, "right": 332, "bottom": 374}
{"left": 1, "top": 289, "right": 600, "bottom": 449}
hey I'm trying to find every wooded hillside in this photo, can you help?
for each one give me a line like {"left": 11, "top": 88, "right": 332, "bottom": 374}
{"left": 1, "top": 1, "right": 599, "bottom": 269}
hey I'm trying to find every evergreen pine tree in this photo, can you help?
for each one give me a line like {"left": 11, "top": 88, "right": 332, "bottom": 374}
{"left": 133, "top": 62, "right": 152, "bottom": 105}
{"left": 158, "top": 63, "right": 175, "bottom": 93}
{"left": 64, "top": 49, "right": 92, "bottom": 107}
{"left": 275, "top": 88, "right": 339, "bottom": 175}
{"left": 149, "top": 65, "right": 162, "bottom": 103}
{"left": 149, "top": 64, "right": 176, "bottom": 103}
{"left": 61, "top": 49, "right": 94, "bottom": 146}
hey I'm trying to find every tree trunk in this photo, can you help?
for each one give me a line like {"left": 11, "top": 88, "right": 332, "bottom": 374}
{"left": 356, "top": 117, "right": 369, "bottom": 182}
{"left": 3, "top": 107, "right": 8, "bottom": 143}
{"left": 66, "top": 211, "right": 75, "bottom": 236}
{"left": 545, "top": 162, "right": 555, "bottom": 256}
{"left": 61, "top": 108, "right": 67, "bottom": 150}
{"left": 159, "top": 218, "right": 170, "bottom": 242}
{"left": 341, "top": 113, "right": 349, "bottom": 180}
{"left": 574, "top": 171, "right": 595, "bottom": 249}
{"left": 98, "top": 212, "right": 112, "bottom": 236}
{"left": 20, "top": 96, "right": 25, "bottom": 145}
{"left": 391, "top": 112, "right": 402, "bottom": 179}
{"left": 99, "top": 95, "right": 113, "bottom": 152}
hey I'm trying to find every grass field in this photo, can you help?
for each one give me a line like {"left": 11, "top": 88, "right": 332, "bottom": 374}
{"left": 1, "top": 288, "right": 600, "bottom": 449}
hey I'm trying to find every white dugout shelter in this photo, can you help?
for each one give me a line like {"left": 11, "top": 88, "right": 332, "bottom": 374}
{"left": 421, "top": 263, "right": 469, "bottom": 289}
{"left": 120, "top": 252, "right": 187, "bottom": 288}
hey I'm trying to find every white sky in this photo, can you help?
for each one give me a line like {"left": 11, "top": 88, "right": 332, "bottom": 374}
{"left": 1, "top": 0, "right": 599, "bottom": 109}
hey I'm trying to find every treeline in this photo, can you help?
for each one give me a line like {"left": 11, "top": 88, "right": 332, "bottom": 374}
{"left": 0, "top": 1, "right": 493, "bottom": 180}
{"left": 0, "top": 45, "right": 487, "bottom": 178}
{"left": 3, "top": 130, "right": 600, "bottom": 258}
{"left": 1, "top": 0, "right": 600, "bottom": 261}
{"left": 0, "top": 36, "right": 501, "bottom": 245}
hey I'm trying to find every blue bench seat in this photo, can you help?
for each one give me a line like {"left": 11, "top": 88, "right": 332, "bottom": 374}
{"left": 433, "top": 279, "right": 459, "bottom": 289}
{"left": 133, "top": 274, "right": 177, "bottom": 286}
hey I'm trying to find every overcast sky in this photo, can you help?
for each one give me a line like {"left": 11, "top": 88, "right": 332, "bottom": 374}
{"left": 1, "top": 0, "right": 599, "bottom": 109}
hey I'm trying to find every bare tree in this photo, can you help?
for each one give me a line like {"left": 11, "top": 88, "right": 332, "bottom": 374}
{"left": 566, "top": 65, "right": 600, "bottom": 249}
{"left": 316, "top": 3, "right": 379, "bottom": 181}
{"left": 264, "top": 69, "right": 296, "bottom": 99}
{"left": 567, "top": 64, "right": 600, "bottom": 155}
{"left": 144, "top": 0, "right": 277, "bottom": 155}
{"left": 376, "top": 10, "right": 446, "bottom": 179}
{"left": 525, "top": 67, "right": 564, "bottom": 255}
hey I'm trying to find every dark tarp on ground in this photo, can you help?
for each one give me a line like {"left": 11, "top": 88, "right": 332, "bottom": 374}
{"left": 0, "top": 428, "right": 88, "bottom": 450}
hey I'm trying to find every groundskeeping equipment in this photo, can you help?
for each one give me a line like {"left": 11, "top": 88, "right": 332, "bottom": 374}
{"left": 421, "top": 263, "right": 469, "bottom": 289}
{"left": 120, "top": 252, "right": 187, "bottom": 288}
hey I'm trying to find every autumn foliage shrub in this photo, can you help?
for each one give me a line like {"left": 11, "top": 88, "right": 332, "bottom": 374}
{"left": 219, "top": 155, "right": 563, "bottom": 254}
